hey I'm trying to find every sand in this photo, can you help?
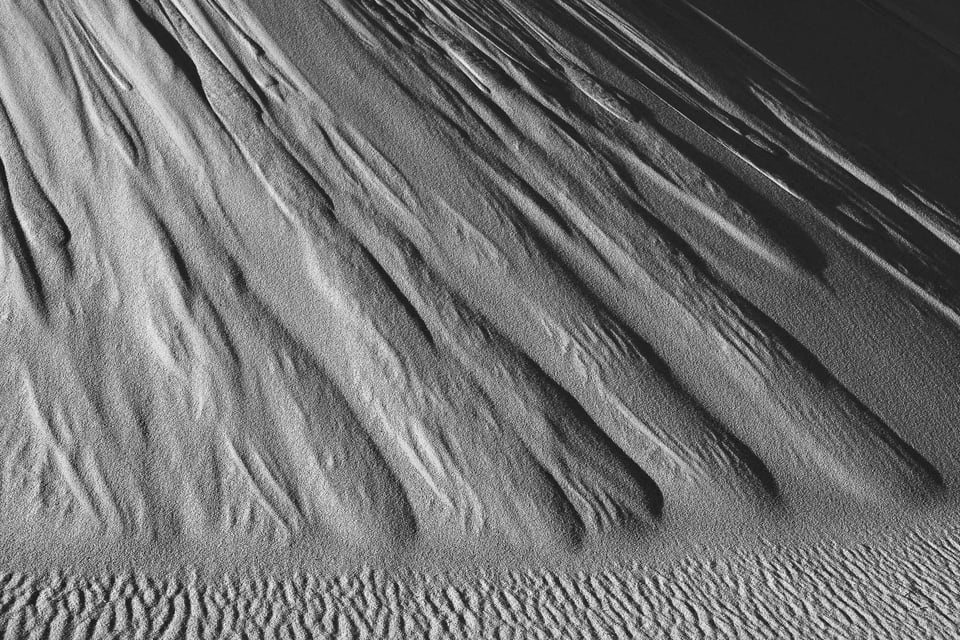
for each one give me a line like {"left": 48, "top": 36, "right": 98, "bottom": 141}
{"left": 0, "top": 0, "right": 958, "bottom": 636}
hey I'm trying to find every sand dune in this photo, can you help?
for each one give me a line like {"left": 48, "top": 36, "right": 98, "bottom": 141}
{"left": 0, "top": 0, "right": 958, "bottom": 635}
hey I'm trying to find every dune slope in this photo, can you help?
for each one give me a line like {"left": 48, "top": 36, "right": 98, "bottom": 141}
{"left": 0, "top": 0, "right": 959, "bottom": 633}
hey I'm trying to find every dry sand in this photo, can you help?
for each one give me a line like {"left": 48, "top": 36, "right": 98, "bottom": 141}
{"left": 0, "top": 0, "right": 958, "bottom": 636}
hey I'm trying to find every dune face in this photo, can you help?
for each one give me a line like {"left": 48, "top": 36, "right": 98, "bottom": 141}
{"left": 0, "top": 0, "right": 958, "bottom": 635}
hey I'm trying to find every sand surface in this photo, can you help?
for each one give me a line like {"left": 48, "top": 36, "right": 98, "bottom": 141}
{"left": 0, "top": 0, "right": 958, "bottom": 636}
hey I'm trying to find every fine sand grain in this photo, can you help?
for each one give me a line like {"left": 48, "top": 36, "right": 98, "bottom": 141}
{"left": 0, "top": 0, "right": 958, "bottom": 636}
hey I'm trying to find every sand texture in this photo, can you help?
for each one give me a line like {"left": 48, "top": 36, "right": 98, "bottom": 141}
{"left": 0, "top": 0, "right": 959, "bottom": 636}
